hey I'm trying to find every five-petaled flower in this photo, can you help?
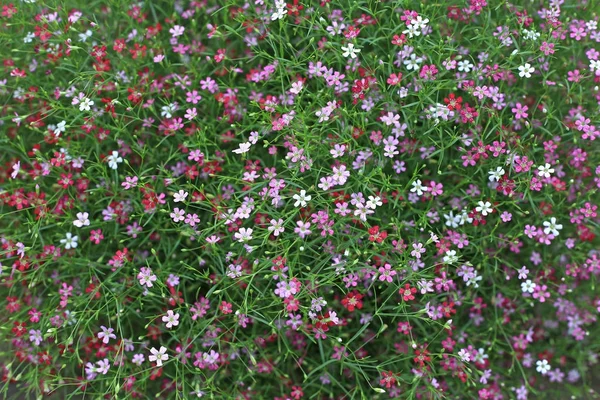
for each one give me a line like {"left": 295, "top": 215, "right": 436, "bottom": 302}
{"left": 149, "top": 346, "right": 169, "bottom": 367}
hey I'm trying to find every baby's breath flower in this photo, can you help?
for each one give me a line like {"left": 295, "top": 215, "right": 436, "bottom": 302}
{"left": 518, "top": 63, "right": 535, "bottom": 78}
{"left": 341, "top": 43, "right": 361, "bottom": 59}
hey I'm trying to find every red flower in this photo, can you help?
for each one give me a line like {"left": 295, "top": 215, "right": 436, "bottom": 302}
{"left": 379, "top": 371, "right": 398, "bottom": 388}
{"left": 399, "top": 284, "right": 416, "bottom": 301}
{"left": 440, "top": 301, "right": 456, "bottom": 318}
{"left": 413, "top": 348, "right": 431, "bottom": 366}
{"left": 368, "top": 226, "right": 388, "bottom": 243}
{"left": 443, "top": 93, "right": 463, "bottom": 111}
{"left": 341, "top": 291, "right": 364, "bottom": 312}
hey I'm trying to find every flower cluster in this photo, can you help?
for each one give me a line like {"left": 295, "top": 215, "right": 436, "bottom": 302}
{"left": 1, "top": 0, "right": 599, "bottom": 399}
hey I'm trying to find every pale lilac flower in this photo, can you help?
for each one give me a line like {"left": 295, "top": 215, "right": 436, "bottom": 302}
{"left": 98, "top": 326, "right": 117, "bottom": 344}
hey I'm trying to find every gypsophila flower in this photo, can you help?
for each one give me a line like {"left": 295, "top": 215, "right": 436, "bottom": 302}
{"left": 292, "top": 190, "right": 312, "bottom": 207}
{"left": 107, "top": 151, "right": 123, "bottom": 170}
{"left": 410, "top": 179, "right": 428, "bottom": 196}
{"left": 78, "top": 96, "right": 94, "bottom": 111}
{"left": 73, "top": 212, "right": 90, "bottom": 228}
{"left": 268, "top": 219, "right": 285, "bottom": 236}
{"left": 536, "top": 359, "right": 551, "bottom": 375}
{"left": 518, "top": 63, "right": 535, "bottom": 78}
{"left": 232, "top": 142, "right": 251, "bottom": 154}
{"left": 149, "top": 346, "right": 169, "bottom": 366}
{"left": 60, "top": 233, "right": 79, "bottom": 250}
{"left": 341, "top": 43, "right": 361, "bottom": 59}
{"left": 138, "top": 267, "right": 157, "bottom": 288}
{"left": 162, "top": 310, "right": 180, "bottom": 329}
{"left": 488, "top": 167, "right": 505, "bottom": 182}
{"left": 475, "top": 201, "right": 493, "bottom": 216}
{"left": 173, "top": 190, "right": 189, "bottom": 203}
{"left": 521, "top": 280, "right": 536, "bottom": 293}
{"left": 234, "top": 227, "right": 253, "bottom": 243}
{"left": 170, "top": 207, "right": 185, "bottom": 222}
{"left": 537, "top": 163, "right": 555, "bottom": 178}
{"left": 97, "top": 326, "right": 116, "bottom": 344}
{"left": 543, "top": 217, "right": 563, "bottom": 236}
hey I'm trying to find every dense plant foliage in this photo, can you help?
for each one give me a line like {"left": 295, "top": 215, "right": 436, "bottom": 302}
{"left": 1, "top": 0, "right": 599, "bottom": 398}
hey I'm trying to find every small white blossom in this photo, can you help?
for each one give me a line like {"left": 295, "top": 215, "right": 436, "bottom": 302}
{"left": 366, "top": 196, "right": 382, "bottom": 209}
{"left": 403, "top": 53, "right": 423, "bottom": 71}
{"left": 488, "top": 167, "right": 505, "bottom": 182}
{"left": 458, "top": 348, "right": 471, "bottom": 362}
{"left": 60, "top": 232, "right": 79, "bottom": 250}
{"left": 410, "top": 179, "right": 428, "bottom": 196}
{"left": 79, "top": 97, "right": 94, "bottom": 111}
{"left": 536, "top": 359, "right": 551, "bottom": 375}
{"left": 149, "top": 346, "right": 169, "bottom": 366}
{"left": 543, "top": 217, "right": 563, "bottom": 236}
{"left": 475, "top": 201, "right": 493, "bottom": 216}
{"left": 537, "top": 163, "right": 554, "bottom": 178}
{"left": 457, "top": 60, "right": 474, "bottom": 73}
{"left": 292, "top": 190, "right": 312, "bottom": 208}
{"left": 518, "top": 63, "right": 535, "bottom": 78}
{"left": 443, "top": 250, "right": 458, "bottom": 265}
{"left": 341, "top": 43, "right": 361, "bottom": 59}
{"left": 54, "top": 120, "right": 67, "bottom": 136}
{"left": 107, "top": 151, "right": 123, "bottom": 170}
{"left": 232, "top": 142, "right": 251, "bottom": 154}
{"left": 521, "top": 279, "right": 536, "bottom": 293}
{"left": 173, "top": 190, "right": 189, "bottom": 203}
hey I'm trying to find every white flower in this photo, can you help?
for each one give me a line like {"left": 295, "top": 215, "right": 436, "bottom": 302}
{"left": 443, "top": 250, "right": 458, "bottom": 265}
{"left": 73, "top": 212, "right": 90, "bottom": 228}
{"left": 403, "top": 23, "right": 420, "bottom": 38}
{"left": 521, "top": 279, "right": 536, "bottom": 293}
{"left": 23, "top": 32, "right": 35, "bottom": 43}
{"left": 536, "top": 359, "right": 551, "bottom": 375}
{"left": 54, "top": 120, "right": 67, "bottom": 136}
{"left": 107, "top": 151, "right": 123, "bottom": 170}
{"left": 149, "top": 346, "right": 169, "bottom": 366}
{"left": 234, "top": 227, "right": 253, "bottom": 243}
{"left": 410, "top": 179, "right": 428, "bottom": 196}
{"left": 232, "top": 142, "right": 251, "bottom": 154}
{"left": 475, "top": 201, "right": 493, "bottom": 216}
{"left": 341, "top": 43, "right": 361, "bottom": 59}
{"left": 79, "top": 97, "right": 94, "bottom": 111}
{"left": 537, "top": 163, "right": 554, "bottom": 178}
{"left": 403, "top": 53, "right": 423, "bottom": 71}
{"left": 162, "top": 310, "right": 180, "bottom": 329}
{"left": 488, "top": 167, "right": 505, "bottom": 182}
{"left": 457, "top": 60, "right": 474, "bottom": 73}
{"left": 271, "top": 8, "right": 286, "bottom": 21}
{"left": 543, "top": 217, "right": 563, "bottom": 236}
{"left": 522, "top": 29, "right": 540, "bottom": 41}
{"left": 173, "top": 190, "right": 188, "bottom": 203}
{"left": 412, "top": 16, "right": 429, "bottom": 29}
{"left": 518, "top": 63, "right": 535, "bottom": 78}
{"left": 292, "top": 190, "right": 311, "bottom": 208}
{"left": 78, "top": 29, "right": 92, "bottom": 42}
{"left": 60, "top": 232, "right": 79, "bottom": 250}
{"left": 366, "top": 196, "right": 382, "bottom": 209}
